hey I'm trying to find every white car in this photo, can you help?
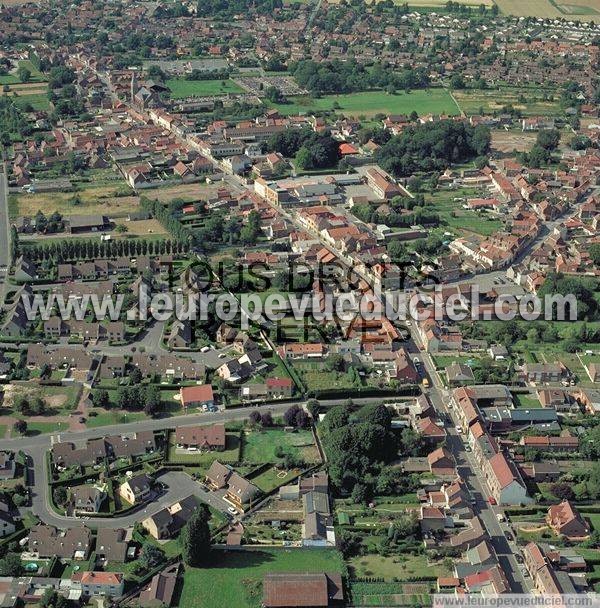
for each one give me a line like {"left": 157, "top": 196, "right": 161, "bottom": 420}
{"left": 227, "top": 507, "right": 237, "bottom": 515}
{"left": 455, "top": 426, "right": 462, "bottom": 434}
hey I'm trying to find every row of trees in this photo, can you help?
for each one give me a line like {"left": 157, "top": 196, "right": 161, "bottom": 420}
{"left": 93, "top": 384, "right": 162, "bottom": 416}
{"left": 24, "top": 236, "right": 189, "bottom": 263}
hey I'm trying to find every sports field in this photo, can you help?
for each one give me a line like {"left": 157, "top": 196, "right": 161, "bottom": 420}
{"left": 270, "top": 88, "right": 460, "bottom": 118}
{"left": 166, "top": 78, "right": 244, "bottom": 98}
{"left": 494, "top": 0, "right": 599, "bottom": 19}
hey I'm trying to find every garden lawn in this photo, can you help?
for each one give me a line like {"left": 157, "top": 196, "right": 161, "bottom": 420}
{"left": 512, "top": 393, "right": 543, "bottom": 409}
{"left": 179, "top": 548, "right": 344, "bottom": 608}
{"left": 349, "top": 553, "right": 448, "bottom": 581}
{"left": 242, "top": 429, "right": 320, "bottom": 464}
{"left": 167, "top": 79, "right": 244, "bottom": 98}
{"left": 582, "top": 512, "right": 600, "bottom": 533}
{"left": 269, "top": 88, "right": 459, "bottom": 118}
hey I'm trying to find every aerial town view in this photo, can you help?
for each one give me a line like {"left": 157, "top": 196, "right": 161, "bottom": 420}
{"left": 0, "top": 0, "right": 600, "bottom": 607}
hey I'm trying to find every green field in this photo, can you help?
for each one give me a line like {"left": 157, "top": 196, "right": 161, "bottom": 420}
{"left": 179, "top": 548, "right": 345, "bottom": 608}
{"left": 86, "top": 410, "right": 147, "bottom": 428}
{"left": 349, "top": 553, "right": 449, "bottom": 581}
{"left": 167, "top": 78, "right": 244, "bottom": 98}
{"left": 453, "top": 87, "right": 562, "bottom": 117}
{"left": 11, "top": 93, "right": 50, "bottom": 111}
{"left": 242, "top": 429, "right": 320, "bottom": 464}
{"left": 270, "top": 88, "right": 460, "bottom": 118}
{"left": 427, "top": 187, "right": 504, "bottom": 237}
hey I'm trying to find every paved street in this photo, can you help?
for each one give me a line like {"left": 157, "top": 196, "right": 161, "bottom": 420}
{"left": 2, "top": 398, "right": 380, "bottom": 530}
{"left": 0, "top": 161, "right": 11, "bottom": 306}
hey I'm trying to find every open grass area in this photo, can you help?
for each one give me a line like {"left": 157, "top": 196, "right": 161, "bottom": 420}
{"left": 349, "top": 553, "right": 448, "bottom": 581}
{"left": 10, "top": 183, "right": 140, "bottom": 219}
{"left": 269, "top": 88, "right": 459, "bottom": 118}
{"left": 453, "top": 87, "right": 562, "bottom": 117}
{"left": 85, "top": 410, "right": 147, "bottom": 428}
{"left": 24, "top": 421, "right": 69, "bottom": 436}
{"left": 242, "top": 428, "right": 320, "bottom": 464}
{"left": 167, "top": 78, "right": 244, "bottom": 98}
{"left": 251, "top": 466, "right": 302, "bottom": 493}
{"left": 426, "top": 187, "right": 504, "bottom": 237}
{"left": 179, "top": 548, "right": 344, "bottom": 608}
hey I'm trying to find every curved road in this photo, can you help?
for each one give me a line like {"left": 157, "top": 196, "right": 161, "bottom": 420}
{"left": 0, "top": 398, "right": 383, "bottom": 529}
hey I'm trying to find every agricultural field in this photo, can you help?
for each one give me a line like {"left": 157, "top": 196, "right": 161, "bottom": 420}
{"left": 494, "top": 0, "right": 599, "bottom": 19}
{"left": 179, "top": 548, "right": 345, "bottom": 608}
{"left": 269, "top": 88, "right": 460, "bottom": 118}
{"left": 167, "top": 78, "right": 245, "bottom": 98}
{"left": 453, "top": 87, "right": 562, "bottom": 117}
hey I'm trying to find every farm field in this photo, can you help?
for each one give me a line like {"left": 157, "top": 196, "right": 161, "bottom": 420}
{"left": 167, "top": 78, "right": 245, "bottom": 98}
{"left": 453, "top": 87, "right": 561, "bottom": 117}
{"left": 269, "top": 88, "right": 460, "bottom": 118}
{"left": 179, "top": 548, "right": 344, "bottom": 608}
{"left": 494, "top": 0, "right": 599, "bottom": 19}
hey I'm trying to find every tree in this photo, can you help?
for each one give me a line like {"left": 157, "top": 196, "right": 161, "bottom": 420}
{"left": 139, "top": 542, "right": 165, "bottom": 570}
{"left": 260, "top": 411, "right": 273, "bottom": 427}
{"left": 13, "top": 420, "right": 27, "bottom": 435}
{"left": 321, "top": 405, "right": 349, "bottom": 435}
{"left": 144, "top": 385, "right": 161, "bottom": 416}
{"left": 590, "top": 243, "right": 600, "bottom": 267}
{"left": 53, "top": 486, "right": 68, "bottom": 507}
{"left": 94, "top": 389, "right": 110, "bottom": 409}
{"left": 17, "top": 66, "right": 31, "bottom": 83}
{"left": 283, "top": 405, "right": 301, "bottom": 427}
{"left": 536, "top": 129, "right": 560, "bottom": 151}
{"left": 181, "top": 506, "right": 211, "bottom": 566}
{"left": 449, "top": 74, "right": 466, "bottom": 89}
{"left": 0, "top": 553, "right": 22, "bottom": 576}
{"left": 550, "top": 482, "right": 575, "bottom": 501}
{"left": 248, "top": 410, "right": 261, "bottom": 426}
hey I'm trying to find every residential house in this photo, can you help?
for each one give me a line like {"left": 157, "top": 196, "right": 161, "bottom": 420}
{"left": 95, "top": 528, "right": 130, "bottom": 564}
{"left": 180, "top": 384, "right": 215, "bottom": 410}
{"left": 29, "top": 525, "right": 92, "bottom": 559}
{"left": 119, "top": 473, "right": 152, "bottom": 505}
{"left": 547, "top": 501, "right": 590, "bottom": 540}
{"left": 446, "top": 362, "right": 475, "bottom": 386}
{"left": 71, "top": 486, "right": 106, "bottom": 514}
{"left": 72, "top": 571, "right": 124, "bottom": 598}
{"left": 262, "top": 573, "right": 344, "bottom": 608}
{"left": 142, "top": 496, "right": 202, "bottom": 540}
{"left": 174, "top": 424, "right": 225, "bottom": 451}
{"left": 139, "top": 562, "right": 180, "bottom": 607}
